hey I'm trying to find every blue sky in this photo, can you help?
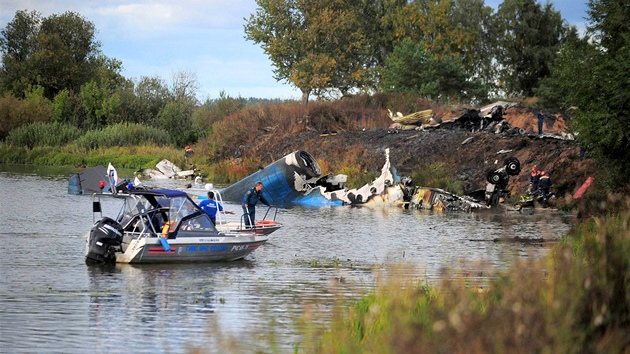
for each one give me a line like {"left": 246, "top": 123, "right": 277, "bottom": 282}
{"left": 1, "top": 0, "right": 589, "bottom": 100}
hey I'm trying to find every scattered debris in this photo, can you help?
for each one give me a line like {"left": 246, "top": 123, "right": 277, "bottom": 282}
{"left": 136, "top": 159, "right": 196, "bottom": 180}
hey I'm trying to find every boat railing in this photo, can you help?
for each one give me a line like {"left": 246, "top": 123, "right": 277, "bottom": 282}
{"left": 210, "top": 189, "right": 255, "bottom": 231}
{"left": 261, "top": 206, "right": 279, "bottom": 222}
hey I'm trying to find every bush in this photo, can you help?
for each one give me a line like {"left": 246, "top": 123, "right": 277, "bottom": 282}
{"left": 5, "top": 122, "right": 83, "bottom": 148}
{"left": 298, "top": 198, "right": 630, "bottom": 353}
{"left": 75, "top": 123, "right": 171, "bottom": 150}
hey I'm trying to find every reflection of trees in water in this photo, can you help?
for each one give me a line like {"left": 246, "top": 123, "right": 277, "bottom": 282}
{"left": 87, "top": 264, "right": 219, "bottom": 347}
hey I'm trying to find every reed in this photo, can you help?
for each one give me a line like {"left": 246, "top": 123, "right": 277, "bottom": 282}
{"left": 75, "top": 123, "right": 171, "bottom": 150}
{"left": 5, "top": 122, "right": 83, "bottom": 148}
{"left": 296, "top": 198, "right": 630, "bottom": 353}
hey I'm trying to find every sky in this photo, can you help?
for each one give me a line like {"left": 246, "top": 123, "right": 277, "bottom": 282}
{"left": 0, "top": 0, "right": 590, "bottom": 101}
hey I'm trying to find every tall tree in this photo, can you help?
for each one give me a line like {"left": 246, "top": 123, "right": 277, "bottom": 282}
{"left": 0, "top": 10, "right": 41, "bottom": 97}
{"left": 381, "top": 39, "right": 487, "bottom": 102}
{"left": 538, "top": 0, "right": 630, "bottom": 188}
{"left": 493, "top": 0, "right": 567, "bottom": 96}
{"left": 0, "top": 10, "right": 111, "bottom": 100}
{"left": 245, "top": 0, "right": 371, "bottom": 104}
{"left": 36, "top": 11, "right": 102, "bottom": 99}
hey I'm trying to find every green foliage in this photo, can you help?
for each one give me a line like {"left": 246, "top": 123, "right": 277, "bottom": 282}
{"left": 75, "top": 123, "right": 171, "bottom": 150}
{"left": 410, "top": 161, "right": 463, "bottom": 195}
{"left": 157, "top": 101, "right": 197, "bottom": 148}
{"left": 382, "top": 39, "right": 487, "bottom": 103}
{"left": 0, "top": 10, "right": 110, "bottom": 100}
{"left": 297, "top": 201, "right": 630, "bottom": 353}
{"left": 5, "top": 121, "right": 82, "bottom": 149}
{"left": 493, "top": 0, "right": 569, "bottom": 96}
{"left": 133, "top": 75, "right": 170, "bottom": 126}
{"left": 52, "top": 89, "right": 70, "bottom": 123}
{"left": 537, "top": 0, "right": 630, "bottom": 189}
{"left": 245, "top": 0, "right": 373, "bottom": 103}
{"left": 0, "top": 10, "right": 41, "bottom": 97}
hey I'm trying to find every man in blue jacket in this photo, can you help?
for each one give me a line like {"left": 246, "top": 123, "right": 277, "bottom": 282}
{"left": 199, "top": 191, "right": 233, "bottom": 225}
{"left": 242, "top": 181, "right": 270, "bottom": 228}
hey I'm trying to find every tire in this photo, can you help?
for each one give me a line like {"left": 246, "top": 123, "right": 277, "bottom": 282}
{"left": 504, "top": 157, "right": 521, "bottom": 176}
{"left": 487, "top": 170, "right": 505, "bottom": 184}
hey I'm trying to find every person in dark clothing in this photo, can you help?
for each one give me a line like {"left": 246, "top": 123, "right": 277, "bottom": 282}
{"left": 242, "top": 181, "right": 270, "bottom": 228}
{"left": 528, "top": 165, "right": 541, "bottom": 195}
{"left": 538, "top": 171, "right": 553, "bottom": 207}
{"left": 537, "top": 110, "right": 545, "bottom": 135}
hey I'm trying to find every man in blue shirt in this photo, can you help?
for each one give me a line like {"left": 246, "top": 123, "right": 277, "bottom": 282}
{"left": 199, "top": 191, "right": 232, "bottom": 225}
{"left": 242, "top": 181, "right": 270, "bottom": 228}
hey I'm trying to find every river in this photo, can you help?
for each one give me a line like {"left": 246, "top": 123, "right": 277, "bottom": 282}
{"left": 0, "top": 164, "right": 576, "bottom": 353}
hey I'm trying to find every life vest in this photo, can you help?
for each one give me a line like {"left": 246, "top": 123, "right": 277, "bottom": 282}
{"left": 161, "top": 220, "right": 176, "bottom": 237}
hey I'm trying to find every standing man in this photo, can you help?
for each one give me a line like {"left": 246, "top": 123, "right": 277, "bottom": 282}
{"left": 538, "top": 171, "right": 553, "bottom": 207}
{"left": 537, "top": 110, "right": 545, "bottom": 135}
{"left": 199, "top": 191, "right": 233, "bottom": 225}
{"left": 242, "top": 181, "right": 270, "bottom": 228}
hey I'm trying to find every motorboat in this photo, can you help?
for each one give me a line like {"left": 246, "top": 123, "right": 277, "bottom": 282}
{"left": 85, "top": 189, "right": 269, "bottom": 265}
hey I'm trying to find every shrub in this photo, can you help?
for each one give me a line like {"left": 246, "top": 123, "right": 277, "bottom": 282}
{"left": 5, "top": 122, "right": 83, "bottom": 148}
{"left": 75, "top": 123, "right": 171, "bottom": 150}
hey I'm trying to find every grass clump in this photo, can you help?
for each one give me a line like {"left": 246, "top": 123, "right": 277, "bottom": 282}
{"left": 299, "top": 197, "right": 630, "bottom": 353}
{"left": 6, "top": 122, "right": 83, "bottom": 148}
{"left": 75, "top": 123, "right": 171, "bottom": 150}
{"left": 410, "top": 161, "right": 463, "bottom": 195}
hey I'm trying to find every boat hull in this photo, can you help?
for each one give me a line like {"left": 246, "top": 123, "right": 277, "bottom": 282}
{"left": 87, "top": 233, "right": 269, "bottom": 264}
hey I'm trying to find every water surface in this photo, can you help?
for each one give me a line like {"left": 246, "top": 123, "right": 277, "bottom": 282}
{"left": 0, "top": 164, "right": 575, "bottom": 353}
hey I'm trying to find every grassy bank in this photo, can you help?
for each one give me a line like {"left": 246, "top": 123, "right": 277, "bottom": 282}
{"left": 294, "top": 201, "right": 629, "bottom": 353}
{"left": 0, "top": 143, "right": 184, "bottom": 171}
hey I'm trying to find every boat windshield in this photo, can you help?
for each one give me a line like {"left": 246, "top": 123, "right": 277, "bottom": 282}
{"left": 116, "top": 193, "right": 215, "bottom": 233}
{"left": 159, "top": 195, "right": 214, "bottom": 231}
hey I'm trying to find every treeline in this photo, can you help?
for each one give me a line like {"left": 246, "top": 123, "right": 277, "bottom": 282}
{"left": 0, "top": 10, "right": 292, "bottom": 147}
{"left": 245, "top": 0, "right": 577, "bottom": 104}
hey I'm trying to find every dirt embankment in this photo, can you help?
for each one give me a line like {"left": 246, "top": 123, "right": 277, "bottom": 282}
{"left": 268, "top": 105, "right": 596, "bottom": 200}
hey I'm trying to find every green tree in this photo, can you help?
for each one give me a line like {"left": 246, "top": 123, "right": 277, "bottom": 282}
{"left": 245, "top": 0, "right": 372, "bottom": 104}
{"left": 0, "top": 10, "right": 41, "bottom": 97}
{"left": 493, "top": 0, "right": 568, "bottom": 96}
{"left": 381, "top": 39, "right": 487, "bottom": 102}
{"left": 134, "top": 76, "right": 170, "bottom": 127}
{"left": 35, "top": 11, "right": 102, "bottom": 99}
{"left": 537, "top": 0, "right": 630, "bottom": 188}
{"left": 0, "top": 10, "right": 117, "bottom": 100}
{"left": 158, "top": 101, "right": 197, "bottom": 148}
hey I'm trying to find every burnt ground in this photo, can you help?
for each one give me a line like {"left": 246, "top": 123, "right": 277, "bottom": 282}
{"left": 262, "top": 106, "right": 597, "bottom": 204}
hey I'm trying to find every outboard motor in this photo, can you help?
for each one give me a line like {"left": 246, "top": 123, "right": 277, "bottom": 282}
{"left": 86, "top": 217, "right": 124, "bottom": 265}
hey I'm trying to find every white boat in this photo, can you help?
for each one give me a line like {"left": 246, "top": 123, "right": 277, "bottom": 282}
{"left": 85, "top": 189, "right": 269, "bottom": 265}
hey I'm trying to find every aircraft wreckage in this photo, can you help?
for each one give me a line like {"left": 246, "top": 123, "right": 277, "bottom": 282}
{"left": 220, "top": 149, "right": 512, "bottom": 212}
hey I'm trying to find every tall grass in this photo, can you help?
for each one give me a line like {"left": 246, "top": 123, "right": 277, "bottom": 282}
{"left": 410, "top": 161, "right": 463, "bottom": 194}
{"left": 0, "top": 143, "right": 183, "bottom": 170}
{"left": 6, "top": 122, "right": 83, "bottom": 148}
{"left": 297, "top": 198, "right": 630, "bottom": 353}
{"left": 75, "top": 123, "right": 171, "bottom": 150}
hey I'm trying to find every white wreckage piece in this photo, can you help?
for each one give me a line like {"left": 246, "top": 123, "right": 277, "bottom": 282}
{"left": 137, "top": 159, "right": 195, "bottom": 179}
{"left": 291, "top": 148, "right": 486, "bottom": 211}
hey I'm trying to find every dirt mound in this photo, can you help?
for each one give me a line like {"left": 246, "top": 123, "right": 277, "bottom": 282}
{"left": 503, "top": 106, "right": 569, "bottom": 135}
